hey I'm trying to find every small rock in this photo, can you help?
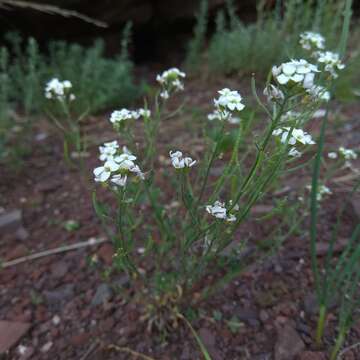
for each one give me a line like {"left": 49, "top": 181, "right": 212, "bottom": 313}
{"left": 98, "top": 244, "right": 114, "bottom": 265}
{"left": 44, "top": 284, "right": 75, "bottom": 307}
{"left": 35, "top": 132, "right": 48, "bottom": 141}
{"left": 0, "top": 209, "right": 22, "bottom": 234}
{"left": 70, "top": 333, "right": 91, "bottom": 347}
{"left": 304, "top": 293, "right": 318, "bottom": 315}
{"left": 15, "top": 227, "right": 29, "bottom": 241}
{"left": 36, "top": 179, "right": 61, "bottom": 193}
{"left": 235, "top": 307, "right": 259, "bottom": 327}
{"left": 40, "top": 341, "right": 53, "bottom": 353}
{"left": 274, "top": 324, "right": 305, "bottom": 360}
{"left": 51, "top": 262, "right": 69, "bottom": 279}
{"left": 0, "top": 321, "right": 30, "bottom": 353}
{"left": 91, "top": 284, "right": 113, "bottom": 306}
{"left": 299, "top": 351, "right": 327, "bottom": 360}
{"left": 52, "top": 315, "right": 61, "bottom": 326}
{"left": 259, "top": 310, "right": 269, "bottom": 323}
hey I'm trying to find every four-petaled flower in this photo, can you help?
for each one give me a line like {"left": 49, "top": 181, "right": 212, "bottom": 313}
{"left": 169, "top": 150, "right": 197, "bottom": 169}
{"left": 272, "top": 59, "right": 319, "bottom": 89}
{"left": 214, "top": 88, "right": 245, "bottom": 112}
{"left": 94, "top": 159, "right": 120, "bottom": 182}
{"left": 206, "top": 201, "right": 237, "bottom": 222}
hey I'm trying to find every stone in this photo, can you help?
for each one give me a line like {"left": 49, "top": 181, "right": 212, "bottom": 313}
{"left": 98, "top": 243, "right": 114, "bottom": 265}
{"left": 51, "top": 261, "right": 69, "bottom": 279}
{"left": 15, "top": 227, "right": 29, "bottom": 241}
{"left": 0, "top": 321, "right": 30, "bottom": 353}
{"left": 91, "top": 284, "right": 113, "bottom": 306}
{"left": 44, "top": 284, "right": 75, "bottom": 307}
{"left": 0, "top": 209, "right": 22, "bottom": 235}
{"left": 40, "top": 341, "right": 53, "bottom": 353}
{"left": 299, "top": 351, "right": 327, "bottom": 360}
{"left": 274, "top": 324, "right": 305, "bottom": 360}
{"left": 304, "top": 293, "right": 318, "bottom": 315}
{"left": 235, "top": 307, "right": 259, "bottom": 327}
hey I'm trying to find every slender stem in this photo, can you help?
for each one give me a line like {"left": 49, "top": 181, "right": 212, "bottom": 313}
{"left": 316, "top": 305, "right": 327, "bottom": 347}
{"left": 197, "top": 122, "right": 225, "bottom": 204}
{"left": 330, "top": 329, "right": 346, "bottom": 360}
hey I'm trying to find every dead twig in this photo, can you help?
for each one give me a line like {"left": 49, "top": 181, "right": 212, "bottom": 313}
{"left": 107, "top": 344, "right": 156, "bottom": 360}
{"left": 0, "top": 0, "right": 108, "bottom": 28}
{"left": 1, "top": 237, "right": 108, "bottom": 268}
{"left": 79, "top": 340, "right": 99, "bottom": 360}
{"left": 338, "top": 341, "right": 360, "bottom": 359}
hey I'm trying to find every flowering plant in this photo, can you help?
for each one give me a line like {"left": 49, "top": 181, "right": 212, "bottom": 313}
{"left": 91, "top": 60, "right": 332, "bottom": 332}
{"left": 44, "top": 78, "right": 88, "bottom": 168}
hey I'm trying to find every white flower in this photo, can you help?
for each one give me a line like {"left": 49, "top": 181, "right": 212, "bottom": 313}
{"left": 214, "top": 88, "right": 245, "bottom": 112}
{"left": 206, "top": 201, "right": 236, "bottom": 222}
{"left": 160, "top": 90, "right": 169, "bottom": 99}
{"left": 207, "top": 109, "right": 240, "bottom": 124}
{"left": 273, "top": 127, "right": 315, "bottom": 146}
{"left": 114, "top": 153, "right": 137, "bottom": 170}
{"left": 45, "top": 78, "right": 75, "bottom": 101}
{"left": 157, "top": 68, "right": 185, "bottom": 99}
{"left": 339, "top": 147, "right": 357, "bottom": 160}
{"left": 312, "top": 109, "right": 326, "bottom": 118}
{"left": 263, "top": 84, "right": 285, "bottom": 102}
{"left": 94, "top": 159, "right": 120, "bottom": 182}
{"left": 110, "top": 109, "right": 135, "bottom": 124}
{"left": 307, "top": 85, "right": 330, "bottom": 102}
{"left": 137, "top": 108, "right": 151, "bottom": 118}
{"left": 289, "top": 147, "right": 302, "bottom": 157}
{"left": 111, "top": 174, "right": 128, "bottom": 187}
{"left": 280, "top": 111, "right": 301, "bottom": 123}
{"left": 328, "top": 152, "right": 338, "bottom": 159}
{"left": 272, "top": 59, "right": 319, "bottom": 89}
{"left": 94, "top": 144, "right": 144, "bottom": 185}
{"left": 307, "top": 184, "right": 332, "bottom": 201}
{"left": 169, "top": 150, "right": 196, "bottom": 169}
{"left": 300, "top": 31, "right": 325, "bottom": 51}
{"left": 315, "top": 51, "right": 345, "bottom": 78}
{"left": 99, "top": 141, "right": 119, "bottom": 161}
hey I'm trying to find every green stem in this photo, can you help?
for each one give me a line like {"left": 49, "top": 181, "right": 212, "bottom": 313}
{"left": 315, "top": 305, "right": 327, "bottom": 347}
{"left": 330, "top": 328, "right": 346, "bottom": 360}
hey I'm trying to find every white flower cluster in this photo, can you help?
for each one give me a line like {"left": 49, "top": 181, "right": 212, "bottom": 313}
{"left": 206, "top": 201, "right": 237, "bottom": 222}
{"left": 272, "top": 59, "right": 319, "bottom": 89}
{"left": 214, "top": 88, "right": 245, "bottom": 112}
{"left": 273, "top": 127, "right": 315, "bottom": 157}
{"left": 169, "top": 150, "right": 196, "bottom": 169}
{"left": 208, "top": 88, "right": 245, "bottom": 123}
{"left": 315, "top": 51, "right": 345, "bottom": 79}
{"left": 300, "top": 31, "right": 325, "bottom": 51}
{"left": 207, "top": 109, "right": 240, "bottom": 124}
{"left": 156, "top": 68, "right": 186, "bottom": 99}
{"left": 307, "top": 184, "right": 332, "bottom": 201}
{"left": 328, "top": 147, "right": 358, "bottom": 161}
{"left": 339, "top": 147, "right": 357, "bottom": 160}
{"left": 94, "top": 141, "right": 144, "bottom": 186}
{"left": 110, "top": 108, "right": 151, "bottom": 126}
{"left": 45, "top": 78, "right": 75, "bottom": 101}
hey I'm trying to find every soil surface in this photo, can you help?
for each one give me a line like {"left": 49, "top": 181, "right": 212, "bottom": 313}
{"left": 1, "top": 72, "right": 359, "bottom": 360}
